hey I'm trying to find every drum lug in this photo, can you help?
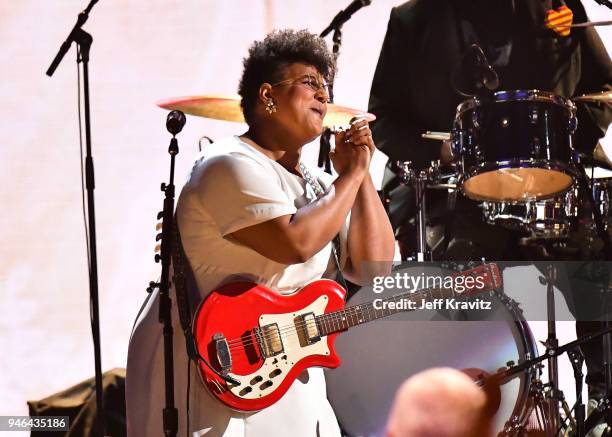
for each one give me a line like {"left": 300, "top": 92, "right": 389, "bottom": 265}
{"left": 451, "top": 127, "right": 461, "bottom": 156}
{"left": 568, "top": 115, "right": 578, "bottom": 134}
{"left": 471, "top": 109, "right": 481, "bottom": 129}
{"left": 532, "top": 138, "right": 541, "bottom": 158}
{"left": 529, "top": 106, "right": 539, "bottom": 124}
{"left": 397, "top": 161, "right": 415, "bottom": 185}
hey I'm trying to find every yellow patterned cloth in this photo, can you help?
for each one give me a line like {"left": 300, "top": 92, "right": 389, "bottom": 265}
{"left": 545, "top": 5, "right": 573, "bottom": 37}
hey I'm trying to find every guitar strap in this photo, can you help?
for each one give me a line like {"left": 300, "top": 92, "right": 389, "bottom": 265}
{"left": 172, "top": 221, "right": 199, "bottom": 360}
{"left": 299, "top": 162, "right": 349, "bottom": 292}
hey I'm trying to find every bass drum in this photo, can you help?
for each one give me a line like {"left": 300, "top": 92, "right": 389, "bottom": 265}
{"left": 326, "top": 269, "right": 538, "bottom": 437}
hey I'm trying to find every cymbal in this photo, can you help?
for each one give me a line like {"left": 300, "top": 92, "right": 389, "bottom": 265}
{"left": 157, "top": 95, "right": 375, "bottom": 127}
{"left": 572, "top": 91, "right": 612, "bottom": 103}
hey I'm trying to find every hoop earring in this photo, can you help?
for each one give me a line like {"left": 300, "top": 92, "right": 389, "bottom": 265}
{"left": 265, "top": 99, "right": 277, "bottom": 115}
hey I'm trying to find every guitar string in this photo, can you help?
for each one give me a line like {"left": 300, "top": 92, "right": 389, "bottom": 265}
{"left": 222, "top": 268, "right": 494, "bottom": 348}
{"left": 224, "top": 290, "right": 431, "bottom": 349}
{"left": 224, "top": 303, "right": 391, "bottom": 353}
{"left": 223, "top": 281, "right": 491, "bottom": 351}
{"left": 220, "top": 269, "right": 494, "bottom": 350}
{"left": 224, "top": 286, "right": 479, "bottom": 352}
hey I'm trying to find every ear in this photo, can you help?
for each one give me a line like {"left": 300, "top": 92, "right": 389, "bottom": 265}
{"left": 258, "top": 83, "right": 274, "bottom": 105}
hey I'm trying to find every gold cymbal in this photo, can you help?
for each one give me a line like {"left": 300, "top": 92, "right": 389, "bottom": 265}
{"left": 572, "top": 91, "right": 612, "bottom": 103}
{"left": 156, "top": 95, "right": 375, "bottom": 127}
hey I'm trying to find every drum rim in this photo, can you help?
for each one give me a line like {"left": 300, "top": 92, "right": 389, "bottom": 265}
{"left": 492, "top": 291, "right": 539, "bottom": 433}
{"left": 481, "top": 202, "right": 574, "bottom": 236}
{"left": 456, "top": 89, "right": 576, "bottom": 115}
{"left": 460, "top": 160, "right": 576, "bottom": 202}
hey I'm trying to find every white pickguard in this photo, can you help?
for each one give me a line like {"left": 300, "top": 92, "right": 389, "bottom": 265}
{"left": 228, "top": 294, "right": 330, "bottom": 400}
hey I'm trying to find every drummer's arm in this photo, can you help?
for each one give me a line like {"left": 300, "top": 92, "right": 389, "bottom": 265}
{"left": 572, "top": 12, "right": 612, "bottom": 154}
{"left": 368, "top": 6, "right": 437, "bottom": 169}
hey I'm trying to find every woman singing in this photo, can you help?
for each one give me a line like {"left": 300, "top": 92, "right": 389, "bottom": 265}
{"left": 126, "top": 29, "right": 394, "bottom": 437}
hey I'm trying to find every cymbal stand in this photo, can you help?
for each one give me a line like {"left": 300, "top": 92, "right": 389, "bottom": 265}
{"left": 537, "top": 264, "right": 574, "bottom": 435}
{"left": 318, "top": 2, "right": 371, "bottom": 173}
{"left": 489, "top": 324, "right": 612, "bottom": 435}
{"left": 599, "top": 266, "right": 612, "bottom": 437}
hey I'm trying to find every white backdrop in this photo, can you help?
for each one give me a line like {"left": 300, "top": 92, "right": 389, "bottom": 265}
{"left": 1, "top": 0, "right": 610, "bottom": 431}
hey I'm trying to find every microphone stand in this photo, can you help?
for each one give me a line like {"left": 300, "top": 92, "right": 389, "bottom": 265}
{"left": 156, "top": 114, "right": 185, "bottom": 437}
{"left": 318, "top": 22, "right": 343, "bottom": 174}
{"left": 46, "top": 2, "right": 105, "bottom": 435}
{"left": 318, "top": 1, "right": 371, "bottom": 173}
{"left": 593, "top": 0, "right": 612, "bottom": 10}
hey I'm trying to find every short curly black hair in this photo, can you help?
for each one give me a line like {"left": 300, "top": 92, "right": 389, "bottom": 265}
{"left": 238, "top": 29, "right": 335, "bottom": 124}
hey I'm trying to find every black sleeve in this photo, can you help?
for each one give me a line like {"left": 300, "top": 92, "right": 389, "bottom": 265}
{"left": 368, "top": 7, "right": 439, "bottom": 170}
{"left": 572, "top": 2, "right": 612, "bottom": 152}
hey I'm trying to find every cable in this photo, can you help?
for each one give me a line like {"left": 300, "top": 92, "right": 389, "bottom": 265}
{"left": 186, "top": 359, "right": 190, "bottom": 437}
{"left": 76, "top": 46, "right": 90, "bottom": 273}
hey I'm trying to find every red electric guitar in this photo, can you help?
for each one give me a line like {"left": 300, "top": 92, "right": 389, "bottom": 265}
{"left": 193, "top": 263, "right": 502, "bottom": 411}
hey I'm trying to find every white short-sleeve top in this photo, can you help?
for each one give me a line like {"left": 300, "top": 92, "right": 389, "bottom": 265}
{"left": 176, "top": 135, "right": 346, "bottom": 295}
{"left": 126, "top": 136, "right": 345, "bottom": 437}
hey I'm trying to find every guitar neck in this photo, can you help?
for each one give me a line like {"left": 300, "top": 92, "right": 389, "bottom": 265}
{"left": 315, "top": 286, "right": 457, "bottom": 337}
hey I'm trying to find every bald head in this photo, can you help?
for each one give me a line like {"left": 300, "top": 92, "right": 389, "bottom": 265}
{"left": 386, "top": 367, "right": 493, "bottom": 437}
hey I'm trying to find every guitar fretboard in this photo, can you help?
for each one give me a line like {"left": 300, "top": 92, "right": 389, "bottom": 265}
{"left": 315, "top": 286, "right": 459, "bottom": 337}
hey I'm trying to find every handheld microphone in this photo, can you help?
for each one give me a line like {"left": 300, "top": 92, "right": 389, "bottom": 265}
{"left": 166, "top": 110, "right": 186, "bottom": 135}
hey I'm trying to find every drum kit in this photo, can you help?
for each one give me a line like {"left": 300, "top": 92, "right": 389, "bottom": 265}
{"left": 413, "top": 90, "right": 612, "bottom": 254}
{"left": 159, "top": 89, "right": 612, "bottom": 436}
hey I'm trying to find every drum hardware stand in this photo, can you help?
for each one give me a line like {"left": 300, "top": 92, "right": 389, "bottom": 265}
{"left": 567, "top": 347, "right": 585, "bottom": 436}
{"left": 574, "top": 161, "right": 612, "bottom": 258}
{"left": 45, "top": 1, "right": 106, "bottom": 435}
{"left": 156, "top": 110, "right": 186, "bottom": 437}
{"left": 318, "top": 0, "right": 371, "bottom": 174}
{"left": 604, "top": 322, "right": 612, "bottom": 436}
{"left": 593, "top": 266, "right": 612, "bottom": 437}
{"left": 398, "top": 161, "right": 441, "bottom": 261}
{"left": 489, "top": 325, "right": 612, "bottom": 436}
{"left": 539, "top": 264, "right": 564, "bottom": 435}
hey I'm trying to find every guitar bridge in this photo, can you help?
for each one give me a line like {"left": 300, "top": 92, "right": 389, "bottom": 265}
{"left": 213, "top": 333, "right": 232, "bottom": 375}
{"left": 255, "top": 323, "right": 284, "bottom": 358}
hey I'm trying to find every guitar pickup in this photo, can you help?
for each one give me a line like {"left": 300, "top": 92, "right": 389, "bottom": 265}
{"left": 213, "top": 333, "right": 232, "bottom": 375}
{"left": 298, "top": 312, "right": 320, "bottom": 345}
{"left": 255, "top": 323, "right": 284, "bottom": 358}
